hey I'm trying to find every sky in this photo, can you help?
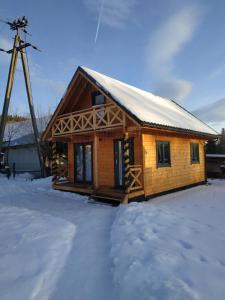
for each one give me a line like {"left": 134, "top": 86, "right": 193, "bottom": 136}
{"left": 0, "top": 0, "right": 225, "bottom": 131}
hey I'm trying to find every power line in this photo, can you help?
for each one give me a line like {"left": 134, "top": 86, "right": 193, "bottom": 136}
{"left": 0, "top": 16, "right": 44, "bottom": 177}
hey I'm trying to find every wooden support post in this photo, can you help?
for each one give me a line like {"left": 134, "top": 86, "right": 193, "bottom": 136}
{"left": 122, "top": 132, "right": 130, "bottom": 204}
{"left": 0, "top": 34, "right": 19, "bottom": 155}
{"left": 141, "top": 132, "right": 146, "bottom": 196}
{"left": 204, "top": 142, "right": 207, "bottom": 183}
{"left": 93, "top": 133, "right": 99, "bottom": 190}
{"left": 20, "top": 47, "right": 44, "bottom": 177}
{"left": 52, "top": 142, "right": 58, "bottom": 183}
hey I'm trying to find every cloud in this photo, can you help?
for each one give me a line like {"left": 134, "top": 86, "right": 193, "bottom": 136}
{"left": 0, "top": 35, "right": 13, "bottom": 64}
{"left": 84, "top": 0, "right": 138, "bottom": 41}
{"left": 209, "top": 63, "right": 225, "bottom": 79}
{"left": 33, "top": 76, "right": 66, "bottom": 95}
{"left": 155, "top": 79, "right": 192, "bottom": 101}
{"left": 193, "top": 98, "right": 225, "bottom": 123}
{"left": 146, "top": 5, "right": 202, "bottom": 102}
{"left": 0, "top": 35, "right": 12, "bottom": 50}
{"left": 193, "top": 98, "right": 225, "bottom": 131}
{"left": 27, "top": 61, "right": 66, "bottom": 95}
{"left": 94, "top": 0, "right": 105, "bottom": 43}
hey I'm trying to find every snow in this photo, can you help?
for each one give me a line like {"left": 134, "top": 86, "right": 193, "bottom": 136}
{"left": 111, "top": 180, "right": 225, "bottom": 300}
{"left": 4, "top": 116, "right": 50, "bottom": 146}
{"left": 0, "top": 176, "right": 225, "bottom": 299}
{"left": 81, "top": 67, "right": 217, "bottom": 135}
{"left": 0, "top": 176, "right": 115, "bottom": 300}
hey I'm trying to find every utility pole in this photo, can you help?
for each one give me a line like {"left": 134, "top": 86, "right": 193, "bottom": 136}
{"left": 0, "top": 17, "right": 44, "bottom": 177}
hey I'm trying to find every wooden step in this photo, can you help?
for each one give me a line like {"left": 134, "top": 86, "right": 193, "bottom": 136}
{"left": 91, "top": 189, "right": 125, "bottom": 202}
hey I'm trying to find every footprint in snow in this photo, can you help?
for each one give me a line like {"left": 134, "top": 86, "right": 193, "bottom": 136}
{"left": 199, "top": 255, "right": 208, "bottom": 263}
{"left": 178, "top": 240, "right": 193, "bottom": 250}
{"left": 152, "top": 228, "right": 158, "bottom": 234}
{"left": 206, "top": 224, "right": 214, "bottom": 230}
{"left": 219, "top": 260, "right": 225, "bottom": 267}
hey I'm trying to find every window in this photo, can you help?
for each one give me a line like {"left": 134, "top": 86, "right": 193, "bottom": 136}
{"left": 190, "top": 143, "right": 199, "bottom": 163}
{"left": 156, "top": 141, "right": 171, "bottom": 167}
{"left": 92, "top": 92, "right": 105, "bottom": 106}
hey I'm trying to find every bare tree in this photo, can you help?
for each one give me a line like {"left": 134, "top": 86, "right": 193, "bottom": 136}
{"left": 35, "top": 105, "right": 53, "bottom": 176}
{"left": 4, "top": 107, "right": 21, "bottom": 165}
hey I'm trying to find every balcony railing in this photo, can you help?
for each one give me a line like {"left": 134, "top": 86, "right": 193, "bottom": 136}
{"left": 128, "top": 165, "right": 143, "bottom": 192}
{"left": 52, "top": 104, "right": 125, "bottom": 136}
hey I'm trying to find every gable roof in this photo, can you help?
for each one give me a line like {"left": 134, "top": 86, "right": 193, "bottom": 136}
{"left": 80, "top": 67, "right": 217, "bottom": 136}
{"left": 43, "top": 66, "right": 218, "bottom": 140}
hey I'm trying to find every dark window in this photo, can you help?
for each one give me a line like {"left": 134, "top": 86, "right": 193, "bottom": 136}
{"left": 156, "top": 141, "right": 171, "bottom": 167}
{"left": 74, "top": 143, "right": 93, "bottom": 183}
{"left": 190, "top": 143, "right": 199, "bottom": 163}
{"left": 92, "top": 92, "right": 105, "bottom": 106}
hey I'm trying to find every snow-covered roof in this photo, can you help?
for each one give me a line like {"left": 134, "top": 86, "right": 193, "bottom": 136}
{"left": 4, "top": 116, "right": 50, "bottom": 146}
{"left": 81, "top": 67, "right": 217, "bottom": 136}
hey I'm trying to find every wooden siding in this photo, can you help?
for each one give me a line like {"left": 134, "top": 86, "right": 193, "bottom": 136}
{"left": 143, "top": 134, "right": 206, "bottom": 196}
{"left": 98, "top": 137, "right": 114, "bottom": 187}
{"left": 61, "top": 83, "right": 111, "bottom": 115}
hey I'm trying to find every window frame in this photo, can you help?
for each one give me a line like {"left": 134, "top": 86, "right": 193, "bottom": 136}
{"left": 91, "top": 92, "right": 105, "bottom": 106}
{"left": 156, "top": 140, "right": 171, "bottom": 168}
{"left": 190, "top": 143, "right": 200, "bottom": 164}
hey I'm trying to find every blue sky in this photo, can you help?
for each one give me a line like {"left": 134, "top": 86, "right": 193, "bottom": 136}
{"left": 0, "top": 0, "right": 225, "bottom": 131}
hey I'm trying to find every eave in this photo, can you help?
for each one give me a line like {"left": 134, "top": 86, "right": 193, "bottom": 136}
{"left": 141, "top": 122, "right": 218, "bottom": 140}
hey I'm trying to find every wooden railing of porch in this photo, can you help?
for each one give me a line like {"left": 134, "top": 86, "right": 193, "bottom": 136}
{"left": 52, "top": 103, "right": 125, "bottom": 136}
{"left": 128, "top": 164, "right": 143, "bottom": 192}
{"left": 55, "top": 164, "right": 143, "bottom": 190}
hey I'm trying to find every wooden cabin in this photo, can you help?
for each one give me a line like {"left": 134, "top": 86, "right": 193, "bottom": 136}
{"left": 42, "top": 66, "right": 218, "bottom": 203}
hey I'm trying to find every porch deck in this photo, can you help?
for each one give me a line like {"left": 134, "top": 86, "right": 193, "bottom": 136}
{"left": 53, "top": 181, "right": 144, "bottom": 203}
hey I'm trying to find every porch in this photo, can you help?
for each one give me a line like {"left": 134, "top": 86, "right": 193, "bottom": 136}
{"left": 51, "top": 103, "right": 145, "bottom": 203}
{"left": 53, "top": 174, "right": 145, "bottom": 203}
{"left": 53, "top": 135, "right": 145, "bottom": 203}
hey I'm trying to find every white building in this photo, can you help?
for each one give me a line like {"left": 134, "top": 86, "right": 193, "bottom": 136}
{"left": 1, "top": 117, "right": 50, "bottom": 177}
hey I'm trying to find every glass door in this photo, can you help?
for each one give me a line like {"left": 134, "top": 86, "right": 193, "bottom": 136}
{"left": 74, "top": 143, "right": 93, "bottom": 184}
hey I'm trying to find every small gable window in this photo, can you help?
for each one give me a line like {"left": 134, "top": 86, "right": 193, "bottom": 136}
{"left": 156, "top": 141, "right": 171, "bottom": 167}
{"left": 92, "top": 92, "right": 105, "bottom": 106}
{"left": 190, "top": 143, "right": 199, "bottom": 164}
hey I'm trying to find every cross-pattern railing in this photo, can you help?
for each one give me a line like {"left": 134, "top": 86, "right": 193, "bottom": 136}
{"left": 128, "top": 165, "right": 143, "bottom": 192}
{"left": 52, "top": 104, "right": 125, "bottom": 136}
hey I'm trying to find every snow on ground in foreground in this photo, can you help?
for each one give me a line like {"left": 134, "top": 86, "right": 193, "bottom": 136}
{"left": 0, "top": 176, "right": 224, "bottom": 300}
{"left": 111, "top": 180, "right": 225, "bottom": 300}
{"left": 0, "top": 176, "right": 115, "bottom": 300}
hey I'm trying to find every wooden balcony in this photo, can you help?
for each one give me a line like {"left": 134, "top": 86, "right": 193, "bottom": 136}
{"left": 52, "top": 103, "right": 125, "bottom": 136}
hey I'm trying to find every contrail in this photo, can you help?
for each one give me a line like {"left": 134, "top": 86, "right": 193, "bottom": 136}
{"left": 94, "top": 0, "right": 105, "bottom": 44}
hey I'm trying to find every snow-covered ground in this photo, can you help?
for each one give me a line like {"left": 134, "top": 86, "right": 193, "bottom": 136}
{"left": 0, "top": 176, "right": 224, "bottom": 300}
